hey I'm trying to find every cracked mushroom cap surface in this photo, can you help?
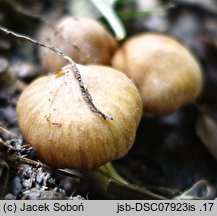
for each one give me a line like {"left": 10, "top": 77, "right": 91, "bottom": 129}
{"left": 16, "top": 64, "right": 142, "bottom": 170}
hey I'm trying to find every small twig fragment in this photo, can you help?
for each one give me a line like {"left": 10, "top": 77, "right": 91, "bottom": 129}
{"left": 0, "top": 26, "right": 112, "bottom": 120}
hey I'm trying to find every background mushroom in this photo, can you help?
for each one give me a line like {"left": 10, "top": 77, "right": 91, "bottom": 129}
{"left": 112, "top": 33, "right": 203, "bottom": 115}
{"left": 39, "top": 16, "right": 118, "bottom": 73}
{"left": 16, "top": 64, "right": 142, "bottom": 170}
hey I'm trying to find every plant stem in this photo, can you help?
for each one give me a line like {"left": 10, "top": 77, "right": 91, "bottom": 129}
{"left": 90, "top": 162, "right": 167, "bottom": 199}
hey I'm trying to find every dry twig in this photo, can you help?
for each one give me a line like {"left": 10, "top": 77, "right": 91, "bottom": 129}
{"left": 0, "top": 26, "right": 112, "bottom": 120}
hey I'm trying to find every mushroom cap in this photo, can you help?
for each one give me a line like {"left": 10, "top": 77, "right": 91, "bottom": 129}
{"left": 112, "top": 33, "right": 203, "bottom": 115}
{"left": 16, "top": 64, "right": 142, "bottom": 170}
{"left": 39, "top": 17, "right": 118, "bottom": 72}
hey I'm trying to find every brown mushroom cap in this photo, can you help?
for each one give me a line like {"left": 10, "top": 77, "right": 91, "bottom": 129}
{"left": 39, "top": 17, "right": 118, "bottom": 72}
{"left": 16, "top": 64, "right": 142, "bottom": 170}
{"left": 112, "top": 33, "right": 203, "bottom": 115}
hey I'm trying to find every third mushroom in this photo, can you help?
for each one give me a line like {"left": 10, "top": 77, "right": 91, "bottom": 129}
{"left": 112, "top": 33, "right": 203, "bottom": 115}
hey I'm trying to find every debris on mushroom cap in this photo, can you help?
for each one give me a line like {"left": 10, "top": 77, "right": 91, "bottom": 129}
{"left": 16, "top": 64, "right": 142, "bottom": 170}
{"left": 112, "top": 33, "right": 203, "bottom": 115}
{"left": 39, "top": 17, "right": 118, "bottom": 73}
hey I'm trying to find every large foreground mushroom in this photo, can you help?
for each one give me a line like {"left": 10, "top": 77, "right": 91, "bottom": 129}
{"left": 16, "top": 64, "right": 142, "bottom": 170}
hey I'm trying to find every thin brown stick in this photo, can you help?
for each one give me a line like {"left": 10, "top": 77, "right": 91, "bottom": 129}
{"left": 0, "top": 26, "right": 112, "bottom": 120}
{"left": 0, "top": 140, "right": 83, "bottom": 179}
{"left": 8, "top": 155, "right": 83, "bottom": 180}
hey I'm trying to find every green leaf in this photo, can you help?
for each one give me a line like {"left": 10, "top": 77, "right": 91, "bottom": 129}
{"left": 90, "top": 0, "right": 126, "bottom": 40}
